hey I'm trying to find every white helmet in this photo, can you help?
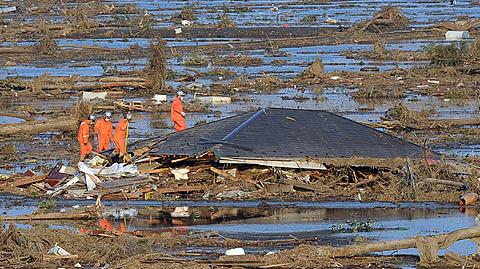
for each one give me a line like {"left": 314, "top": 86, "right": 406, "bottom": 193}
{"left": 88, "top": 114, "right": 96, "bottom": 121}
{"left": 177, "top": 90, "right": 185, "bottom": 96}
{"left": 126, "top": 112, "right": 132, "bottom": 120}
{"left": 105, "top": 111, "right": 112, "bottom": 118}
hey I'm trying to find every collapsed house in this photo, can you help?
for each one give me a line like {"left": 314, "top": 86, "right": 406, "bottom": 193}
{"left": 148, "top": 107, "right": 428, "bottom": 168}
{"left": 1, "top": 107, "right": 437, "bottom": 200}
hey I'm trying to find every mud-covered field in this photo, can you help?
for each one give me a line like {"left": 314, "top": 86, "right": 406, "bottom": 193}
{"left": 1, "top": 0, "right": 480, "bottom": 268}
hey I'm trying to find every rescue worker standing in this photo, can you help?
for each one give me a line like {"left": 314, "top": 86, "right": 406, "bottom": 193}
{"left": 171, "top": 90, "right": 186, "bottom": 131}
{"left": 77, "top": 115, "right": 95, "bottom": 161}
{"left": 113, "top": 112, "right": 132, "bottom": 155}
{"left": 94, "top": 112, "right": 113, "bottom": 152}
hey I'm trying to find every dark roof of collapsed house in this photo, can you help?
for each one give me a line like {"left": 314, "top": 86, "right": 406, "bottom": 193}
{"left": 150, "top": 107, "right": 427, "bottom": 160}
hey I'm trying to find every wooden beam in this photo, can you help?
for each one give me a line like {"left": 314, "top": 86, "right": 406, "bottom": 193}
{"left": 210, "top": 167, "right": 236, "bottom": 180}
{"left": 220, "top": 158, "right": 327, "bottom": 170}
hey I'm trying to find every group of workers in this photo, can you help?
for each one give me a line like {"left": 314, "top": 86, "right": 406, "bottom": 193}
{"left": 77, "top": 111, "right": 132, "bottom": 160}
{"left": 77, "top": 90, "right": 187, "bottom": 160}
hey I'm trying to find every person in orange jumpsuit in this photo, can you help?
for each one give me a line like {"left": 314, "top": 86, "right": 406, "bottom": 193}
{"left": 94, "top": 111, "right": 113, "bottom": 152}
{"left": 77, "top": 115, "right": 95, "bottom": 160}
{"left": 113, "top": 112, "right": 132, "bottom": 155}
{"left": 171, "top": 90, "right": 186, "bottom": 131}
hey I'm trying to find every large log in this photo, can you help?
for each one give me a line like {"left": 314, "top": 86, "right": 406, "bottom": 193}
{"left": 0, "top": 118, "right": 77, "bottom": 136}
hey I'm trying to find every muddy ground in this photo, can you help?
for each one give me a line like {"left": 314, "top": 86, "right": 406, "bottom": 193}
{"left": 1, "top": 0, "right": 480, "bottom": 267}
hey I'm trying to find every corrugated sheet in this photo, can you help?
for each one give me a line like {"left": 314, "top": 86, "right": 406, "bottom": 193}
{"left": 149, "top": 108, "right": 426, "bottom": 159}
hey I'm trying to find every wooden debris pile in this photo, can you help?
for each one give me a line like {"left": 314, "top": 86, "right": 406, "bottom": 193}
{"left": 0, "top": 138, "right": 476, "bottom": 203}
{"left": 351, "top": 6, "right": 410, "bottom": 33}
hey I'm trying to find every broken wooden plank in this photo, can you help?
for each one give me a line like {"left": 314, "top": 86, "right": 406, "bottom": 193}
{"left": 292, "top": 183, "right": 325, "bottom": 193}
{"left": 142, "top": 168, "right": 170, "bottom": 174}
{"left": 348, "top": 176, "right": 379, "bottom": 189}
{"left": 0, "top": 175, "right": 47, "bottom": 189}
{"left": 43, "top": 254, "right": 79, "bottom": 261}
{"left": 156, "top": 185, "right": 207, "bottom": 194}
{"left": 171, "top": 156, "right": 191, "bottom": 163}
{"left": 210, "top": 167, "right": 236, "bottom": 181}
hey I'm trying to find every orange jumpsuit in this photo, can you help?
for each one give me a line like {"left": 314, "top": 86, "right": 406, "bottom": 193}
{"left": 77, "top": 119, "right": 92, "bottom": 159}
{"left": 113, "top": 117, "right": 129, "bottom": 154}
{"left": 171, "top": 96, "right": 186, "bottom": 131}
{"left": 94, "top": 118, "right": 112, "bottom": 151}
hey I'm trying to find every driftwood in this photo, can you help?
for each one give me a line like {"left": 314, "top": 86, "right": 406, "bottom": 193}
{"left": 0, "top": 112, "right": 33, "bottom": 121}
{"left": 0, "top": 118, "right": 77, "bottom": 136}
{"left": 421, "top": 177, "right": 468, "bottom": 189}
{"left": 316, "top": 226, "right": 480, "bottom": 265}
{"left": 0, "top": 209, "right": 98, "bottom": 221}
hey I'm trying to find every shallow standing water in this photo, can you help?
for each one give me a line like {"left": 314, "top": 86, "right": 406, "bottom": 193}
{"left": 1, "top": 196, "right": 478, "bottom": 263}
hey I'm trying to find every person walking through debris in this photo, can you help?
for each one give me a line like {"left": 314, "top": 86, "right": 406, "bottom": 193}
{"left": 77, "top": 115, "right": 95, "bottom": 161}
{"left": 171, "top": 90, "right": 187, "bottom": 131}
{"left": 94, "top": 112, "right": 113, "bottom": 152}
{"left": 113, "top": 112, "right": 132, "bottom": 155}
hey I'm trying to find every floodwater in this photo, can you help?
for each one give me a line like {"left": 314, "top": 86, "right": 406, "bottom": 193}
{"left": 1, "top": 195, "right": 478, "bottom": 265}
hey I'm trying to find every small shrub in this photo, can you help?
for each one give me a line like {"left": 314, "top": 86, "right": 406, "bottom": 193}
{"left": 37, "top": 199, "right": 56, "bottom": 212}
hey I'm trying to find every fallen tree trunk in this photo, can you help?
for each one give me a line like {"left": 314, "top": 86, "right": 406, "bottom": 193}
{"left": 0, "top": 118, "right": 77, "bottom": 136}
{"left": 317, "top": 226, "right": 480, "bottom": 265}
{"left": 0, "top": 112, "right": 33, "bottom": 121}
{"left": 0, "top": 209, "right": 98, "bottom": 221}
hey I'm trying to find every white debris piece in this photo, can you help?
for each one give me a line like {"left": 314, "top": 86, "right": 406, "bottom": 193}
{"left": 79, "top": 162, "right": 138, "bottom": 178}
{"left": 445, "top": 31, "right": 471, "bottom": 41}
{"left": 225, "top": 248, "right": 245, "bottom": 256}
{"left": 175, "top": 28, "right": 182, "bottom": 34}
{"left": 195, "top": 96, "right": 232, "bottom": 105}
{"left": 325, "top": 18, "right": 337, "bottom": 24}
{"left": 84, "top": 174, "right": 97, "bottom": 192}
{"left": 98, "top": 163, "right": 139, "bottom": 178}
{"left": 152, "top": 94, "right": 167, "bottom": 104}
{"left": 82, "top": 91, "right": 107, "bottom": 101}
{"left": 181, "top": 20, "right": 192, "bottom": 26}
{"left": 102, "top": 207, "right": 138, "bottom": 219}
{"left": 46, "top": 176, "right": 80, "bottom": 196}
{"left": 171, "top": 168, "right": 190, "bottom": 180}
{"left": 48, "top": 244, "right": 72, "bottom": 256}
{"left": 171, "top": 206, "right": 190, "bottom": 218}
{"left": 0, "top": 6, "right": 16, "bottom": 14}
